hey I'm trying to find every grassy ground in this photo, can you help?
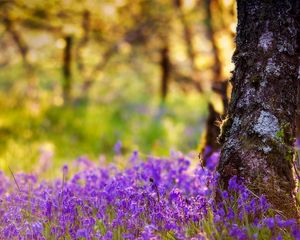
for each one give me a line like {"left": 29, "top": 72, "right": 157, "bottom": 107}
{"left": 0, "top": 63, "right": 210, "bottom": 177}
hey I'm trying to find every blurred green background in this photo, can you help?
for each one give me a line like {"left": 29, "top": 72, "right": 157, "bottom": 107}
{"left": 0, "top": 0, "right": 236, "bottom": 175}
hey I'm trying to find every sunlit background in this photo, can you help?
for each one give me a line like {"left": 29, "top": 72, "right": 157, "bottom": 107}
{"left": 0, "top": 0, "right": 236, "bottom": 176}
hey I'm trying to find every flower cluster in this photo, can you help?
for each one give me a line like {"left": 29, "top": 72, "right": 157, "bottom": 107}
{"left": 0, "top": 150, "right": 299, "bottom": 239}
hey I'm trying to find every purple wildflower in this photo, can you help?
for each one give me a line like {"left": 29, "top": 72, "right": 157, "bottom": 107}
{"left": 114, "top": 140, "right": 122, "bottom": 155}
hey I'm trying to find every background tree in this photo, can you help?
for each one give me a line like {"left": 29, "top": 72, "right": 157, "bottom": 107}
{"left": 160, "top": 42, "right": 171, "bottom": 102}
{"left": 200, "top": 0, "right": 230, "bottom": 163}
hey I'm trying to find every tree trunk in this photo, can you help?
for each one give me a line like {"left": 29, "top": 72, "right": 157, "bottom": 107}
{"left": 160, "top": 44, "right": 171, "bottom": 101}
{"left": 63, "top": 35, "right": 73, "bottom": 103}
{"left": 297, "top": 84, "right": 300, "bottom": 138}
{"left": 296, "top": 0, "right": 300, "bottom": 138}
{"left": 200, "top": 0, "right": 229, "bottom": 163}
{"left": 3, "top": 15, "right": 29, "bottom": 66}
{"left": 201, "top": 103, "right": 221, "bottom": 165}
{"left": 3, "top": 13, "right": 40, "bottom": 101}
{"left": 76, "top": 10, "right": 90, "bottom": 73}
{"left": 201, "top": 81, "right": 228, "bottom": 164}
{"left": 218, "top": 0, "right": 299, "bottom": 219}
{"left": 174, "top": 0, "right": 197, "bottom": 72}
{"left": 204, "top": 0, "right": 222, "bottom": 82}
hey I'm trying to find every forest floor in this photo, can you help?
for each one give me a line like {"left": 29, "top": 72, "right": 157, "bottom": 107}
{"left": 0, "top": 64, "right": 211, "bottom": 178}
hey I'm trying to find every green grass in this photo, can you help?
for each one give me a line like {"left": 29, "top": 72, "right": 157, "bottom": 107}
{"left": 0, "top": 61, "right": 209, "bottom": 176}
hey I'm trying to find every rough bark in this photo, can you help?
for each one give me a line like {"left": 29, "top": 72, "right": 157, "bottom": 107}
{"left": 296, "top": 7, "right": 300, "bottom": 138}
{"left": 297, "top": 84, "right": 300, "bottom": 138}
{"left": 218, "top": 0, "right": 299, "bottom": 219}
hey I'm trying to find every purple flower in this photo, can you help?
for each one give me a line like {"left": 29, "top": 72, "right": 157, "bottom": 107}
{"left": 114, "top": 140, "right": 122, "bottom": 155}
{"left": 0, "top": 150, "right": 298, "bottom": 239}
{"left": 259, "top": 195, "right": 270, "bottom": 212}
{"left": 229, "top": 224, "right": 248, "bottom": 240}
{"left": 228, "top": 176, "right": 239, "bottom": 191}
{"left": 264, "top": 218, "right": 275, "bottom": 229}
{"left": 76, "top": 228, "right": 88, "bottom": 238}
{"left": 276, "top": 233, "right": 283, "bottom": 240}
{"left": 62, "top": 164, "right": 69, "bottom": 176}
{"left": 206, "top": 152, "right": 220, "bottom": 171}
{"left": 292, "top": 225, "right": 300, "bottom": 239}
{"left": 129, "top": 150, "right": 139, "bottom": 164}
{"left": 295, "top": 138, "right": 300, "bottom": 149}
{"left": 222, "top": 190, "right": 229, "bottom": 199}
{"left": 227, "top": 207, "right": 235, "bottom": 220}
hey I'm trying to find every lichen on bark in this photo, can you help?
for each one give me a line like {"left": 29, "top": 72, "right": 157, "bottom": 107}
{"left": 217, "top": 0, "right": 300, "bottom": 219}
{"left": 253, "top": 111, "right": 279, "bottom": 138}
{"left": 258, "top": 31, "right": 273, "bottom": 52}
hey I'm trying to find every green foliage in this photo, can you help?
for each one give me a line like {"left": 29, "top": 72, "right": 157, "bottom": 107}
{"left": 0, "top": 0, "right": 233, "bottom": 176}
{"left": 0, "top": 64, "right": 208, "bottom": 175}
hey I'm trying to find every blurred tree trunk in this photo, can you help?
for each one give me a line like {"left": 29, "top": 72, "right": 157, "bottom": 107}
{"left": 218, "top": 0, "right": 299, "bottom": 218}
{"left": 200, "top": 0, "right": 228, "bottom": 163}
{"left": 204, "top": 0, "right": 222, "bottom": 82}
{"left": 3, "top": 15, "right": 29, "bottom": 66}
{"left": 174, "top": 0, "right": 196, "bottom": 72}
{"left": 63, "top": 35, "right": 73, "bottom": 103}
{"left": 201, "top": 103, "right": 221, "bottom": 164}
{"left": 76, "top": 10, "right": 90, "bottom": 73}
{"left": 201, "top": 81, "right": 228, "bottom": 165}
{"left": 160, "top": 44, "right": 171, "bottom": 101}
{"left": 3, "top": 13, "right": 39, "bottom": 102}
